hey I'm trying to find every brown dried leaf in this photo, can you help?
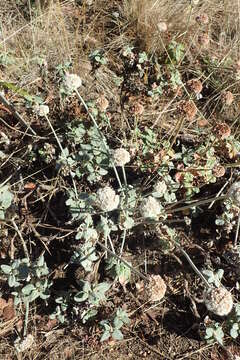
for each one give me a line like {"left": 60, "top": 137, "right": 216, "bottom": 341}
{"left": 3, "top": 304, "right": 15, "bottom": 321}
{"left": 0, "top": 298, "right": 7, "bottom": 315}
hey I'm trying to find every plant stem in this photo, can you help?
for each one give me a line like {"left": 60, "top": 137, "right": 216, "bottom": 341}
{"left": 166, "top": 195, "right": 227, "bottom": 214}
{"left": 171, "top": 238, "right": 211, "bottom": 288}
{"left": 0, "top": 92, "right": 36, "bottom": 136}
{"left": 96, "top": 240, "right": 148, "bottom": 282}
{"left": 75, "top": 89, "right": 122, "bottom": 189}
{"left": 23, "top": 301, "right": 29, "bottom": 336}
{"left": 122, "top": 165, "right": 127, "bottom": 187}
{"left": 234, "top": 212, "right": 240, "bottom": 248}
{"left": 119, "top": 228, "right": 127, "bottom": 258}
{"left": 44, "top": 114, "right": 78, "bottom": 198}
{"left": 11, "top": 219, "right": 29, "bottom": 261}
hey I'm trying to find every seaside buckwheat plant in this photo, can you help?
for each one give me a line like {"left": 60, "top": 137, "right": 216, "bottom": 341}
{"left": 14, "top": 334, "right": 34, "bottom": 353}
{"left": 152, "top": 180, "right": 167, "bottom": 198}
{"left": 0, "top": 184, "right": 13, "bottom": 219}
{"left": 62, "top": 73, "right": 82, "bottom": 94}
{"left": 204, "top": 287, "right": 233, "bottom": 316}
{"left": 34, "top": 104, "right": 49, "bottom": 117}
{"left": 112, "top": 148, "right": 130, "bottom": 167}
{"left": 187, "top": 78, "right": 203, "bottom": 95}
{"left": 157, "top": 21, "right": 167, "bottom": 32}
{"left": 148, "top": 275, "right": 167, "bottom": 303}
{"left": 229, "top": 182, "right": 240, "bottom": 207}
{"left": 96, "top": 186, "right": 119, "bottom": 212}
{"left": 140, "top": 196, "right": 162, "bottom": 219}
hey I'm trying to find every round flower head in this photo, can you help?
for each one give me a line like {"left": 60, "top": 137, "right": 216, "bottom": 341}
{"left": 112, "top": 148, "right": 130, "bottom": 167}
{"left": 221, "top": 90, "right": 234, "bottom": 106}
{"left": 212, "top": 164, "right": 225, "bottom": 178}
{"left": 229, "top": 182, "right": 240, "bottom": 207}
{"left": 96, "top": 95, "right": 109, "bottom": 112}
{"left": 148, "top": 275, "right": 166, "bottom": 303}
{"left": 63, "top": 73, "right": 82, "bottom": 93}
{"left": 198, "top": 33, "right": 210, "bottom": 48}
{"left": 179, "top": 100, "right": 197, "bottom": 121}
{"left": 14, "top": 334, "right": 34, "bottom": 352}
{"left": 97, "top": 186, "right": 119, "bottom": 212}
{"left": 157, "top": 21, "right": 167, "bottom": 32}
{"left": 187, "top": 78, "right": 203, "bottom": 95}
{"left": 196, "top": 13, "right": 209, "bottom": 25}
{"left": 153, "top": 180, "right": 167, "bottom": 198}
{"left": 131, "top": 102, "right": 144, "bottom": 116}
{"left": 214, "top": 122, "right": 231, "bottom": 139}
{"left": 204, "top": 287, "right": 233, "bottom": 316}
{"left": 34, "top": 104, "right": 49, "bottom": 117}
{"left": 141, "top": 196, "right": 162, "bottom": 219}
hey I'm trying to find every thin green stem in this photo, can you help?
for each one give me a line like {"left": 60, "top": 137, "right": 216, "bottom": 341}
{"left": 122, "top": 165, "right": 127, "bottom": 187}
{"left": 171, "top": 238, "right": 211, "bottom": 288}
{"left": 166, "top": 195, "right": 227, "bottom": 214}
{"left": 75, "top": 89, "right": 122, "bottom": 189}
{"left": 96, "top": 240, "right": 148, "bottom": 282}
{"left": 234, "top": 212, "right": 240, "bottom": 248}
{"left": 23, "top": 301, "right": 29, "bottom": 337}
{"left": 119, "top": 228, "right": 127, "bottom": 258}
{"left": 44, "top": 114, "right": 78, "bottom": 198}
{"left": 45, "top": 115, "right": 64, "bottom": 153}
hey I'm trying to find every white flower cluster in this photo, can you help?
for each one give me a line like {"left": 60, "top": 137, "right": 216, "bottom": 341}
{"left": 14, "top": 334, "right": 34, "bottom": 353}
{"left": 153, "top": 180, "right": 167, "bottom": 198}
{"left": 148, "top": 275, "right": 167, "bottom": 302}
{"left": 34, "top": 104, "right": 49, "bottom": 117}
{"left": 204, "top": 287, "right": 233, "bottom": 316}
{"left": 229, "top": 182, "right": 240, "bottom": 207}
{"left": 63, "top": 73, "right": 82, "bottom": 93}
{"left": 112, "top": 148, "right": 130, "bottom": 167}
{"left": 97, "top": 186, "right": 119, "bottom": 212}
{"left": 157, "top": 22, "right": 167, "bottom": 32}
{"left": 141, "top": 196, "right": 162, "bottom": 218}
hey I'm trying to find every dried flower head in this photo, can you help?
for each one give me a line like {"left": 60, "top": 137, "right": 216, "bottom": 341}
{"left": 97, "top": 186, "right": 119, "bottom": 212}
{"left": 96, "top": 95, "right": 109, "bottom": 112}
{"left": 214, "top": 122, "right": 231, "bottom": 139}
{"left": 228, "top": 182, "right": 240, "bottom": 206}
{"left": 187, "top": 78, "right": 203, "bottom": 94}
{"left": 157, "top": 22, "right": 167, "bottom": 32}
{"left": 63, "top": 73, "right": 82, "bottom": 93}
{"left": 198, "top": 118, "right": 208, "bottom": 127}
{"left": 196, "top": 13, "right": 209, "bottom": 25}
{"left": 131, "top": 102, "right": 144, "bottom": 116}
{"left": 34, "top": 104, "right": 49, "bottom": 117}
{"left": 112, "top": 148, "right": 130, "bottom": 167}
{"left": 221, "top": 91, "right": 234, "bottom": 106}
{"left": 148, "top": 275, "right": 167, "bottom": 302}
{"left": 198, "top": 33, "right": 210, "bottom": 48}
{"left": 153, "top": 180, "right": 167, "bottom": 197}
{"left": 236, "top": 59, "right": 240, "bottom": 70}
{"left": 204, "top": 287, "right": 233, "bottom": 316}
{"left": 179, "top": 100, "right": 197, "bottom": 121}
{"left": 213, "top": 164, "right": 225, "bottom": 178}
{"left": 141, "top": 196, "right": 162, "bottom": 218}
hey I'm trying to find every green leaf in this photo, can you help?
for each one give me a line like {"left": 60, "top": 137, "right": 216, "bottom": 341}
{"left": 81, "top": 308, "right": 98, "bottom": 324}
{"left": 1, "top": 265, "right": 12, "bottom": 274}
{"left": 22, "top": 284, "right": 35, "bottom": 295}
{"left": 74, "top": 291, "right": 89, "bottom": 303}
{"left": 230, "top": 323, "right": 239, "bottom": 338}
{"left": 112, "top": 329, "right": 123, "bottom": 340}
{"left": 100, "top": 330, "right": 110, "bottom": 342}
